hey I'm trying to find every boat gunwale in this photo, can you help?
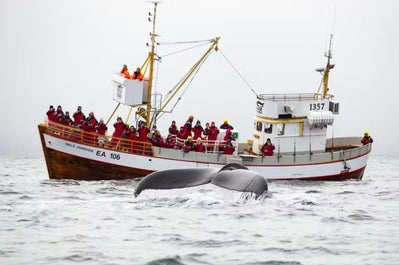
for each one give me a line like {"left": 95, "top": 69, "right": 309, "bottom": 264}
{"left": 38, "top": 122, "right": 372, "bottom": 167}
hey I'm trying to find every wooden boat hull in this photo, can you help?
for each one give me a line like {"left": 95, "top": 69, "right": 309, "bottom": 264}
{"left": 41, "top": 148, "right": 151, "bottom": 181}
{"left": 38, "top": 124, "right": 151, "bottom": 180}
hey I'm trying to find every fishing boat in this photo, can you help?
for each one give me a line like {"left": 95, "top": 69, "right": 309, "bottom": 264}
{"left": 38, "top": 3, "right": 372, "bottom": 181}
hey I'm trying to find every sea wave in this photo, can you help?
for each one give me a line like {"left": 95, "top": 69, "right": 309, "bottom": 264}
{"left": 1, "top": 154, "right": 399, "bottom": 265}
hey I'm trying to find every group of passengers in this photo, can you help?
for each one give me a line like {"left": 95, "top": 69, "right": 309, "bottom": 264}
{"left": 164, "top": 115, "right": 236, "bottom": 154}
{"left": 46, "top": 105, "right": 107, "bottom": 138}
{"left": 111, "top": 115, "right": 237, "bottom": 155}
{"left": 120, "top": 65, "right": 144, "bottom": 80}
{"left": 46, "top": 106, "right": 237, "bottom": 155}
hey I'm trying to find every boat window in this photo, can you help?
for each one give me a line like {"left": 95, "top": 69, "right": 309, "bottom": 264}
{"left": 277, "top": 123, "right": 285, "bottom": 135}
{"left": 256, "top": 121, "right": 262, "bottom": 132}
{"left": 264, "top": 123, "right": 273, "bottom": 134}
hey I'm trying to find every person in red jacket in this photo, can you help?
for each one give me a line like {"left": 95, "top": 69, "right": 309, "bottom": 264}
{"left": 206, "top": 121, "right": 219, "bottom": 152}
{"left": 223, "top": 139, "right": 235, "bottom": 155}
{"left": 224, "top": 128, "right": 235, "bottom": 142}
{"left": 192, "top": 120, "right": 204, "bottom": 140}
{"left": 46, "top": 105, "right": 57, "bottom": 122}
{"left": 193, "top": 138, "right": 206, "bottom": 153}
{"left": 361, "top": 131, "right": 373, "bottom": 145}
{"left": 164, "top": 134, "right": 177, "bottom": 149}
{"left": 176, "top": 126, "right": 185, "bottom": 149}
{"left": 261, "top": 138, "right": 275, "bottom": 156}
{"left": 87, "top": 112, "right": 98, "bottom": 128}
{"left": 55, "top": 105, "right": 64, "bottom": 123}
{"left": 124, "top": 126, "right": 138, "bottom": 152}
{"left": 182, "top": 136, "right": 194, "bottom": 153}
{"left": 150, "top": 130, "right": 163, "bottom": 147}
{"left": 73, "top": 106, "right": 85, "bottom": 127}
{"left": 131, "top": 67, "right": 144, "bottom": 81}
{"left": 81, "top": 117, "right": 96, "bottom": 144}
{"left": 137, "top": 121, "right": 150, "bottom": 142}
{"left": 120, "top": 64, "right": 130, "bottom": 79}
{"left": 95, "top": 118, "right": 108, "bottom": 147}
{"left": 96, "top": 118, "right": 108, "bottom": 135}
{"left": 111, "top": 117, "right": 127, "bottom": 148}
{"left": 127, "top": 126, "right": 138, "bottom": 140}
{"left": 136, "top": 121, "right": 150, "bottom": 154}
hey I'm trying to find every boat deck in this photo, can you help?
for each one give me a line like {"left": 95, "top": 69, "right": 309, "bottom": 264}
{"left": 39, "top": 121, "right": 371, "bottom": 167}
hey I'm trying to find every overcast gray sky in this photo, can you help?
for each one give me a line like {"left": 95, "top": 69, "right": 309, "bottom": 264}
{"left": 0, "top": 0, "right": 397, "bottom": 155}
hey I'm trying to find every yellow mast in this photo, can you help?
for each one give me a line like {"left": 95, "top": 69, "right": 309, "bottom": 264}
{"left": 315, "top": 34, "right": 335, "bottom": 99}
{"left": 322, "top": 34, "right": 334, "bottom": 98}
{"left": 142, "top": 2, "right": 220, "bottom": 129}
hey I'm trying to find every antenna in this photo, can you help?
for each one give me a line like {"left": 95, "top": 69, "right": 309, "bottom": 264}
{"left": 325, "top": 34, "right": 333, "bottom": 60}
{"left": 323, "top": 0, "right": 336, "bottom": 60}
{"left": 145, "top": 0, "right": 161, "bottom": 128}
{"left": 316, "top": 1, "right": 336, "bottom": 99}
{"left": 332, "top": 0, "right": 337, "bottom": 38}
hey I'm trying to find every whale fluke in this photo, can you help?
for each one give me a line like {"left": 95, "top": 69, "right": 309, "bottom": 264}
{"left": 211, "top": 169, "right": 267, "bottom": 197}
{"left": 134, "top": 167, "right": 218, "bottom": 197}
{"left": 134, "top": 163, "right": 267, "bottom": 197}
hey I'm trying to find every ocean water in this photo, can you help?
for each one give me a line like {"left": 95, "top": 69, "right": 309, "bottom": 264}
{"left": 0, "top": 153, "right": 398, "bottom": 265}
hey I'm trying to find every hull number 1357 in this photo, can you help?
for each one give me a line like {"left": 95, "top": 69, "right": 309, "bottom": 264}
{"left": 310, "top": 103, "right": 325, "bottom": 110}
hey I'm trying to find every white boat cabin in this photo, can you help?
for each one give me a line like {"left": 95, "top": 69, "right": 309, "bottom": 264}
{"left": 251, "top": 93, "right": 339, "bottom": 154}
{"left": 112, "top": 74, "right": 149, "bottom": 105}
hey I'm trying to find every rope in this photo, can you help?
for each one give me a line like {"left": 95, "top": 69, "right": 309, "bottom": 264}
{"left": 158, "top": 39, "right": 214, "bottom": 45}
{"left": 159, "top": 42, "right": 211, "bottom": 58}
{"left": 105, "top": 102, "right": 120, "bottom": 126}
{"left": 156, "top": 50, "right": 212, "bottom": 120}
{"left": 219, "top": 49, "right": 258, "bottom": 97}
{"left": 145, "top": 38, "right": 261, "bottom": 124}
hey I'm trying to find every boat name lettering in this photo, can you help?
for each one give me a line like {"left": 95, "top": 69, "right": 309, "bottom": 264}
{"left": 65, "top": 142, "right": 75, "bottom": 148}
{"left": 96, "top": 151, "right": 106, "bottom": 157}
{"left": 65, "top": 142, "right": 96, "bottom": 153}
{"left": 110, "top": 153, "right": 120, "bottom": 160}
{"left": 95, "top": 150, "right": 120, "bottom": 160}
{"left": 76, "top": 145, "right": 94, "bottom": 153}
{"left": 309, "top": 103, "right": 325, "bottom": 111}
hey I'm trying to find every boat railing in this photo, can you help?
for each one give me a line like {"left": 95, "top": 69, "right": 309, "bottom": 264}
{"left": 44, "top": 121, "right": 154, "bottom": 156}
{"left": 258, "top": 93, "right": 334, "bottom": 102}
{"left": 334, "top": 140, "right": 372, "bottom": 160}
{"left": 239, "top": 137, "right": 371, "bottom": 165}
{"left": 43, "top": 121, "right": 369, "bottom": 164}
{"left": 43, "top": 121, "right": 238, "bottom": 156}
{"left": 173, "top": 137, "right": 238, "bottom": 155}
